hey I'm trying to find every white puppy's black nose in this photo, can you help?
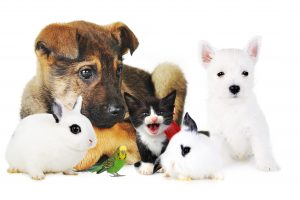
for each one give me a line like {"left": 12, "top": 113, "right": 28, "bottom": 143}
{"left": 229, "top": 85, "right": 240, "bottom": 94}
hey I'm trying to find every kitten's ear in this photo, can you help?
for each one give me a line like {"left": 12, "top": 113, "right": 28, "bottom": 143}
{"left": 124, "top": 92, "right": 143, "bottom": 111}
{"left": 161, "top": 90, "right": 176, "bottom": 106}
{"left": 183, "top": 112, "right": 198, "bottom": 132}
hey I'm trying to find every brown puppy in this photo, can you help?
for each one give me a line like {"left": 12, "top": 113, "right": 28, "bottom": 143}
{"left": 20, "top": 21, "right": 187, "bottom": 170}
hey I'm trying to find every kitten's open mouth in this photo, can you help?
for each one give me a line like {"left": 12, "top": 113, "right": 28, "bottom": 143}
{"left": 147, "top": 123, "right": 160, "bottom": 134}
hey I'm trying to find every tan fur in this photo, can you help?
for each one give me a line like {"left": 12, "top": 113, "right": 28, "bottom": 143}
{"left": 151, "top": 63, "right": 187, "bottom": 124}
{"left": 75, "top": 123, "right": 139, "bottom": 170}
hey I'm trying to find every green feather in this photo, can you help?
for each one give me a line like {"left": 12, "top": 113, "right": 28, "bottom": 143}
{"left": 86, "top": 146, "right": 126, "bottom": 175}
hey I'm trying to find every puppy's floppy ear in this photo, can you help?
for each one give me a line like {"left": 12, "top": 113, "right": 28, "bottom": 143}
{"left": 35, "top": 23, "right": 79, "bottom": 59}
{"left": 245, "top": 36, "right": 261, "bottom": 62}
{"left": 200, "top": 40, "right": 215, "bottom": 67}
{"left": 124, "top": 92, "right": 143, "bottom": 112}
{"left": 183, "top": 112, "right": 198, "bottom": 132}
{"left": 106, "top": 22, "right": 139, "bottom": 55}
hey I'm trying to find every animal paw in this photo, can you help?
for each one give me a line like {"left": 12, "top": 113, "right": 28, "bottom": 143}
{"left": 177, "top": 175, "right": 192, "bottom": 181}
{"left": 63, "top": 169, "right": 78, "bottom": 176}
{"left": 208, "top": 173, "right": 224, "bottom": 180}
{"left": 138, "top": 162, "right": 154, "bottom": 175}
{"left": 256, "top": 159, "right": 280, "bottom": 172}
{"left": 7, "top": 168, "right": 20, "bottom": 173}
{"left": 157, "top": 168, "right": 165, "bottom": 173}
{"left": 31, "top": 173, "right": 45, "bottom": 180}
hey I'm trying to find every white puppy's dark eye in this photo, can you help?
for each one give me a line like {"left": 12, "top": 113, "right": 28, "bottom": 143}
{"left": 70, "top": 124, "right": 81, "bottom": 134}
{"left": 217, "top": 71, "right": 225, "bottom": 77}
{"left": 242, "top": 71, "right": 249, "bottom": 76}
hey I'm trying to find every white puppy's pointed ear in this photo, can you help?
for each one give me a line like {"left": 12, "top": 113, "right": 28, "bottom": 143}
{"left": 200, "top": 41, "right": 215, "bottom": 67}
{"left": 246, "top": 36, "right": 262, "bottom": 61}
{"left": 73, "top": 96, "right": 83, "bottom": 113}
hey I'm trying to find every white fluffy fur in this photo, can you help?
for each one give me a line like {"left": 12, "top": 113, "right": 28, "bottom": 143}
{"left": 138, "top": 162, "right": 154, "bottom": 175}
{"left": 200, "top": 37, "right": 279, "bottom": 171}
{"left": 160, "top": 127, "right": 224, "bottom": 180}
{"left": 5, "top": 96, "right": 97, "bottom": 180}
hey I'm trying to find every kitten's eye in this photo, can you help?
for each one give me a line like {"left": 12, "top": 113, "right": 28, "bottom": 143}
{"left": 217, "top": 71, "right": 225, "bottom": 77}
{"left": 142, "top": 112, "right": 149, "bottom": 117}
{"left": 242, "top": 71, "right": 249, "bottom": 77}
{"left": 158, "top": 111, "right": 164, "bottom": 115}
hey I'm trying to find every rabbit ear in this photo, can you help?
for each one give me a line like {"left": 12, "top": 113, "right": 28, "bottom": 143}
{"left": 183, "top": 112, "right": 198, "bottom": 132}
{"left": 73, "top": 96, "right": 83, "bottom": 113}
{"left": 52, "top": 99, "right": 65, "bottom": 123}
{"left": 153, "top": 157, "right": 162, "bottom": 174}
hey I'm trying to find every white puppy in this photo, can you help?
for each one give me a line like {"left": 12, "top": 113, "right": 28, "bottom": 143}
{"left": 200, "top": 37, "right": 279, "bottom": 171}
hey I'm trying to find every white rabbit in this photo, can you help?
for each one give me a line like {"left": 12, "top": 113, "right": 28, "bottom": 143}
{"left": 6, "top": 96, "right": 97, "bottom": 180}
{"left": 155, "top": 113, "right": 224, "bottom": 180}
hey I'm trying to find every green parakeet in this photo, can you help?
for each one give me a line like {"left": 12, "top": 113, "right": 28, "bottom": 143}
{"left": 87, "top": 145, "right": 127, "bottom": 177}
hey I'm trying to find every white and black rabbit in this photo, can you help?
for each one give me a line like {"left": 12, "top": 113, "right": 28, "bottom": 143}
{"left": 6, "top": 96, "right": 97, "bottom": 180}
{"left": 154, "top": 113, "right": 224, "bottom": 180}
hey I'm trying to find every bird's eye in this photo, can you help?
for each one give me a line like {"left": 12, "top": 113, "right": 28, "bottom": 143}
{"left": 217, "top": 71, "right": 225, "bottom": 77}
{"left": 116, "top": 63, "right": 123, "bottom": 79}
{"left": 242, "top": 71, "right": 249, "bottom": 77}
{"left": 70, "top": 124, "right": 81, "bottom": 134}
{"left": 79, "top": 67, "right": 94, "bottom": 80}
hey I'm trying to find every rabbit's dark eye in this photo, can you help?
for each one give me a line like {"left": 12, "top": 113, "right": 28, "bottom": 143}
{"left": 70, "top": 124, "right": 81, "bottom": 134}
{"left": 180, "top": 145, "right": 191, "bottom": 157}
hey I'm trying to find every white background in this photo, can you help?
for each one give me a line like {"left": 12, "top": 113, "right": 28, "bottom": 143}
{"left": 0, "top": 0, "right": 299, "bottom": 199}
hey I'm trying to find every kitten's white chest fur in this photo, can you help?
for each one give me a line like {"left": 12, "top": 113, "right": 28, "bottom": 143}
{"left": 137, "top": 127, "right": 167, "bottom": 156}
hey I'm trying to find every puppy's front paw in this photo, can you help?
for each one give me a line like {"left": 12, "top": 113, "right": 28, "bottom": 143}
{"left": 256, "top": 159, "right": 280, "bottom": 172}
{"left": 138, "top": 162, "right": 154, "bottom": 175}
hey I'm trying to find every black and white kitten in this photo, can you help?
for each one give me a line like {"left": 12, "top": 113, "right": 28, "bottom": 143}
{"left": 124, "top": 90, "right": 176, "bottom": 175}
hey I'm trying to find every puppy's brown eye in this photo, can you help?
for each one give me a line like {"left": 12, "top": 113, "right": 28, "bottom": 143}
{"left": 242, "top": 71, "right": 249, "bottom": 76}
{"left": 79, "top": 68, "right": 93, "bottom": 80}
{"left": 217, "top": 71, "right": 225, "bottom": 77}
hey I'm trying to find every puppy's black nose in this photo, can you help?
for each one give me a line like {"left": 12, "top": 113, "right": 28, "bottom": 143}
{"left": 107, "top": 104, "right": 124, "bottom": 117}
{"left": 229, "top": 85, "right": 240, "bottom": 95}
